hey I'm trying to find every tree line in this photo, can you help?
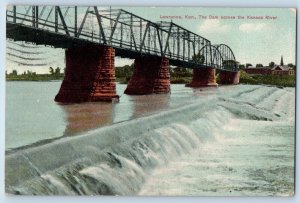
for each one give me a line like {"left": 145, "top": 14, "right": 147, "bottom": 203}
{"left": 6, "top": 67, "right": 63, "bottom": 76}
{"left": 6, "top": 67, "right": 64, "bottom": 81}
{"left": 239, "top": 62, "right": 296, "bottom": 69}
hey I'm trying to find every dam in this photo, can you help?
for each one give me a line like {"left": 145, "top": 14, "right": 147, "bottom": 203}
{"left": 5, "top": 83, "right": 295, "bottom": 196}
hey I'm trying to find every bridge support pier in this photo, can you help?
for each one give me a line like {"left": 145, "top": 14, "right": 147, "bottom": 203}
{"left": 124, "top": 56, "right": 170, "bottom": 95}
{"left": 219, "top": 71, "right": 240, "bottom": 85}
{"left": 186, "top": 67, "right": 218, "bottom": 87}
{"left": 55, "top": 45, "right": 119, "bottom": 103}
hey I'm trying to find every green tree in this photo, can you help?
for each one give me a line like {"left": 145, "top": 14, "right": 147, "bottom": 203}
{"left": 223, "top": 60, "right": 238, "bottom": 70}
{"left": 115, "top": 64, "right": 134, "bottom": 82}
{"left": 49, "top": 67, "right": 54, "bottom": 75}
{"left": 269, "top": 62, "right": 275, "bottom": 68}
{"left": 256, "top": 64, "right": 263, "bottom": 68}
{"left": 11, "top": 70, "right": 17, "bottom": 76}
{"left": 55, "top": 67, "right": 61, "bottom": 76}
{"left": 171, "top": 67, "right": 192, "bottom": 77}
{"left": 27, "top": 70, "right": 32, "bottom": 76}
{"left": 246, "top": 63, "right": 252, "bottom": 68}
{"left": 239, "top": 64, "right": 245, "bottom": 69}
{"left": 192, "top": 52, "right": 205, "bottom": 64}
{"left": 287, "top": 63, "right": 296, "bottom": 70}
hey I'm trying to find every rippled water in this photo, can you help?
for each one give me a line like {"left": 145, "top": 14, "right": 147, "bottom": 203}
{"left": 5, "top": 82, "right": 295, "bottom": 196}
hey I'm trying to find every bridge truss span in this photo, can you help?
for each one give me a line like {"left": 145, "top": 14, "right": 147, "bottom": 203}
{"left": 6, "top": 5, "right": 239, "bottom": 72}
{"left": 195, "top": 44, "right": 238, "bottom": 72}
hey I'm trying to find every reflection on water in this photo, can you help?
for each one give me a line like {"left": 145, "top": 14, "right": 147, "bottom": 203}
{"left": 60, "top": 90, "right": 171, "bottom": 136}
{"left": 61, "top": 102, "right": 114, "bottom": 136}
{"left": 5, "top": 82, "right": 228, "bottom": 150}
{"left": 129, "top": 93, "right": 171, "bottom": 119}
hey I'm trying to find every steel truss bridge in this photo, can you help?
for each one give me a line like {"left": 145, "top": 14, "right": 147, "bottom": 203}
{"left": 6, "top": 5, "right": 238, "bottom": 71}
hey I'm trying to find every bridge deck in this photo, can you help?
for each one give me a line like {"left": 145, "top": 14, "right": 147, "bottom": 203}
{"left": 6, "top": 6, "right": 238, "bottom": 71}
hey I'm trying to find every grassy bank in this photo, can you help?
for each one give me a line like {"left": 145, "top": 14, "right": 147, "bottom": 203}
{"left": 6, "top": 74, "right": 64, "bottom": 81}
{"left": 8, "top": 69, "right": 294, "bottom": 87}
{"left": 115, "top": 77, "right": 128, "bottom": 84}
{"left": 115, "top": 66, "right": 193, "bottom": 84}
{"left": 6, "top": 75, "right": 192, "bottom": 84}
{"left": 116, "top": 77, "right": 192, "bottom": 84}
{"left": 170, "top": 77, "right": 192, "bottom": 84}
{"left": 239, "top": 71, "right": 295, "bottom": 87}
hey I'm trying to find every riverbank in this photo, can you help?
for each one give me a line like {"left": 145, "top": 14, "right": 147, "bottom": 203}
{"left": 238, "top": 70, "right": 295, "bottom": 87}
{"left": 116, "top": 77, "right": 192, "bottom": 84}
{"left": 6, "top": 75, "right": 192, "bottom": 84}
{"left": 6, "top": 71, "right": 295, "bottom": 87}
{"left": 6, "top": 74, "right": 64, "bottom": 81}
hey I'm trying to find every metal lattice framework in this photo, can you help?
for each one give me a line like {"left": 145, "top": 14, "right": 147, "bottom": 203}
{"left": 195, "top": 44, "right": 238, "bottom": 71}
{"left": 6, "top": 5, "right": 238, "bottom": 71}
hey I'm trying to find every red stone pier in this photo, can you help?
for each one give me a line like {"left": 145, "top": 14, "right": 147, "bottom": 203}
{"left": 219, "top": 71, "right": 240, "bottom": 85}
{"left": 54, "top": 44, "right": 239, "bottom": 103}
{"left": 124, "top": 56, "right": 170, "bottom": 95}
{"left": 55, "top": 45, "right": 119, "bottom": 103}
{"left": 186, "top": 67, "right": 218, "bottom": 87}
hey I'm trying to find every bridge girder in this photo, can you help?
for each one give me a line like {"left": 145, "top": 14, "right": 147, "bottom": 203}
{"left": 6, "top": 5, "right": 239, "bottom": 72}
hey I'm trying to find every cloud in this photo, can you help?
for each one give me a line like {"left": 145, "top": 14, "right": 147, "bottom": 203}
{"left": 199, "top": 19, "right": 231, "bottom": 33}
{"left": 290, "top": 8, "right": 296, "bottom": 16}
{"left": 77, "top": 7, "right": 111, "bottom": 28}
{"left": 239, "top": 23, "right": 269, "bottom": 32}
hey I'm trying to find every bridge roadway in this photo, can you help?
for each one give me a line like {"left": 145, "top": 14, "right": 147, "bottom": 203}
{"left": 6, "top": 6, "right": 240, "bottom": 103}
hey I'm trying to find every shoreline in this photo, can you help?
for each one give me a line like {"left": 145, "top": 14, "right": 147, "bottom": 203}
{"left": 5, "top": 70, "right": 296, "bottom": 87}
{"left": 5, "top": 79, "right": 296, "bottom": 87}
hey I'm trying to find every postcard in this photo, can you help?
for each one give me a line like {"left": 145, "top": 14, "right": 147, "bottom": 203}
{"left": 5, "top": 5, "right": 296, "bottom": 196}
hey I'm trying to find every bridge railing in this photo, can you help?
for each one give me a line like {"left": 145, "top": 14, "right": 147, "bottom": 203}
{"left": 6, "top": 5, "right": 238, "bottom": 71}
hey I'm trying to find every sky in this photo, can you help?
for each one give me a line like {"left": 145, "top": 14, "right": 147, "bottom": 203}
{"left": 6, "top": 7, "right": 296, "bottom": 74}
{"left": 122, "top": 7, "right": 296, "bottom": 66}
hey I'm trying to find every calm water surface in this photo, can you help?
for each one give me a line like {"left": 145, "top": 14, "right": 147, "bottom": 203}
{"left": 6, "top": 81, "right": 224, "bottom": 150}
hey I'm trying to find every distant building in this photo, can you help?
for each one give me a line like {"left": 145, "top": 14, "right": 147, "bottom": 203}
{"left": 243, "top": 66, "right": 272, "bottom": 75}
{"left": 280, "top": 55, "right": 284, "bottom": 66}
{"left": 243, "top": 56, "right": 294, "bottom": 76}
{"left": 272, "top": 65, "right": 294, "bottom": 75}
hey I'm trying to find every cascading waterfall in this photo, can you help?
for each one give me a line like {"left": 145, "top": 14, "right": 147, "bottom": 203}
{"left": 5, "top": 85, "right": 295, "bottom": 195}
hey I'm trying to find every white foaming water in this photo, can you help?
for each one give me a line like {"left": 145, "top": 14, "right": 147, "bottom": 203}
{"left": 139, "top": 87, "right": 295, "bottom": 196}
{"left": 140, "top": 119, "right": 294, "bottom": 196}
{"left": 5, "top": 85, "right": 295, "bottom": 196}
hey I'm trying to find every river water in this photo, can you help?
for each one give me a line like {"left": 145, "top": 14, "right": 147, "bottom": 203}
{"left": 5, "top": 82, "right": 225, "bottom": 150}
{"left": 5, "top": 82, "right": 295, "bottom": 196}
